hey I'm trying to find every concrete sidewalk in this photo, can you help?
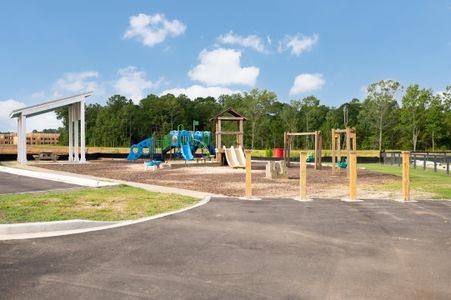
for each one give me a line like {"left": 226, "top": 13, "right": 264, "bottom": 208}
{"left": 0, "top": 172, "right": 78, "bottom": 194}
{"left": 0, "top": 164, "right": 117, "bottom": 188}
{"left": 2, "top": 162, "right": 218, "bottom": 199}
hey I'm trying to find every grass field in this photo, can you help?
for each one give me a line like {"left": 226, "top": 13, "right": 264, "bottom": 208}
{"left": 252, "top": 149, "right": 380, "bottom": 158}
{"left": 0, "top": 185, "right": 198, "bottom": 224}
{"left": 361, "top": 163, "right": 451, "bottom": 199}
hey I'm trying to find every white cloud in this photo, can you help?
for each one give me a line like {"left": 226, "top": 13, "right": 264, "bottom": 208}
{"left": 267, "top": 36, "right": 272, "bottom": 46}
{"left": 278, "top": 34, "right": 319, "bottom": 56}
{"left": 0, "top": 99, "right": 61, "bottom": 132}
{"left": 114, "top": 66, "right": 161, "bottom": 103}
{"left": 289, "top": 73, "right": 325, "bottom": 95}
{"left": 188, "top": 48, "right": 259, "bottom": 86}
{"left": 52, "top": 71, "right": 99, "bottom": 97}
{"left": 123, "top": 13, "right": 186, "bottom": 47}
{"left": 160, "top": 85, "right": 240, "bottom": 99}
{"left": 217, "top": 31, "right": 267, "bottom": 53}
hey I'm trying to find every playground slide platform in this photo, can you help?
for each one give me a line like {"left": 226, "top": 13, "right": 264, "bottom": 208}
{"left": 223, "top": 146, "right": 245, "bottom": 168}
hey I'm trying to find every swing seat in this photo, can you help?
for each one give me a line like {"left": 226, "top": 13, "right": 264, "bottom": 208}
{"left": 337, "top": 159, "right": 347, "bottom": 169}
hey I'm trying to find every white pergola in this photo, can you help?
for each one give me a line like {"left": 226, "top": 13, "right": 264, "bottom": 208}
{"left": 9, "top": 92, "right": 92, "bottom": 164}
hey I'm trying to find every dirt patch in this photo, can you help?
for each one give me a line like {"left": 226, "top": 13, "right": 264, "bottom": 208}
{"left": 35, "top": 160, "right": 413, "bottom": 199}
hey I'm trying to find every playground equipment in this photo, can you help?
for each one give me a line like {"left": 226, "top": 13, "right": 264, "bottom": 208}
{"left": 283, "top": 131, "right": 322, "bottom": 169}
{"left": 331, "top": 127, "right": 357, "bottom": 173}
{"left": 127, "top": 126, "right": 215, "bottom": 162}
{"left": 210, "top": 108, "right": 246, "bottom": 165}
{"left": 127, "top": 138, "right": 156, "bottom": 161}
{"left": 223, "top": 145, "right": 246, "bottom": 168}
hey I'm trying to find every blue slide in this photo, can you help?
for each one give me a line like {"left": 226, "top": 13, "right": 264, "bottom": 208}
{"left": 181, "top": 143, "right": 194, "bottom": 160}
{"left": 179, "top": 130, "right": 194, "bottom": 160}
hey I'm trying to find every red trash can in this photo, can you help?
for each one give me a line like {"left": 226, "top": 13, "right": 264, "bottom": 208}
{"left": 273, "top": 148, "right": 284, "bottom": 158}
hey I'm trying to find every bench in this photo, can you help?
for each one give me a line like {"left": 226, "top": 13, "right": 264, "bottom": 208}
{"left": 195, "top": 157, "right": 207, "bottom": 164}
{"left": 33, "top": 151, "right": 59, "bottom": 162}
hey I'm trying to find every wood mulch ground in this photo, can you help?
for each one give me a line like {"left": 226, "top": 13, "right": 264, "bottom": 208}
{"left": 37, "top": 160, "right": 404, "bottom": 199}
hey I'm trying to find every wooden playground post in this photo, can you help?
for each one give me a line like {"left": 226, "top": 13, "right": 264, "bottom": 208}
{"left": 299, "top": 151, "right": 307, "bottom": 200}
{"left": 346, "top": 127, "right": 351, "bottom": 177}
{"left": 331, "top": 129, "right": 336, "bottom": 173}
{"left": 349, "top": 151, "right": 357, "bottom": 201}
{"left": 402, "top": 151, "right": 410, "bottom": 201}
{"left": 245, "top": 150, "right": 252, "bottom": 198}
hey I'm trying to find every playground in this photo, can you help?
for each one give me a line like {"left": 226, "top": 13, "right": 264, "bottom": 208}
{"left": 32, "top": 108, "right": 448, "bottom": 200}
{"left": 38, "top": 160, "right": 418, "bottom": 199}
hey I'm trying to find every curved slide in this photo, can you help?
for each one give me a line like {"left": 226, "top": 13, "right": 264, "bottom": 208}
{"left": 235, "top": 146, "right": 246, "bottom": 167}
{"left": 223, "top": 146, "right": 245, "bottom": 168}
{"left": 181, "top": 143, "right": 194, "bottom": 160}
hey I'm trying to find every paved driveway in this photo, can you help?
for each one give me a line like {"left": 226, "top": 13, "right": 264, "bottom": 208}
{"left": 0, "top": 172, "right": 77, "bottom": 194}
{"left": 1, "top": 198, "right": 451, "bottom": 299}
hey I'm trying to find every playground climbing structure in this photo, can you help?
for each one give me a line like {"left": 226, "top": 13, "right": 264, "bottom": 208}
{"left": 127, "top": 127, "right": 216, "bottom": 162}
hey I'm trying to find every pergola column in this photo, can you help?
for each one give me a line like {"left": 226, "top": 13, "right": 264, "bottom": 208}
{"left": 20, "top": 114, "right": 27, "bottom": 164}
{"left": 80, "top": 99, "right": 86, "bottom": 162}
{"left": 68, "top": 105, "right": 73, "bottom": 161}
{"left": 17, "top": 116, "right": 22, "bottom": 163}
{"left": 74, "top": 102, "right": 79, "bottom": 162}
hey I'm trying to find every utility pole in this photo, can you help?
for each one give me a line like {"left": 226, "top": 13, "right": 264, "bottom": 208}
{"left": 343, "top": 105, "right": 349, "bottom": 128}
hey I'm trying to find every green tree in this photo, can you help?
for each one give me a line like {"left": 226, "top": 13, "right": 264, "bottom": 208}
{"left": 361, "top": 80, "right": 402, "bottom": 151}
{"left": 400, "top": 85, "right": 431, "bottom": 150}
{"left": 242, "top": 89, "right": 277, "bottom": 149}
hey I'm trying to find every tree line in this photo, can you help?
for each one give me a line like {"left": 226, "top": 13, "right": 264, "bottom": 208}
{"left": 55, "top": 80, "right": 451, "bottom": 151}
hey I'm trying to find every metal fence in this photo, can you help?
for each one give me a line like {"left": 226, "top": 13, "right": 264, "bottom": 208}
{"left": 381, "top": 151, "right": 450, "bottom": 175}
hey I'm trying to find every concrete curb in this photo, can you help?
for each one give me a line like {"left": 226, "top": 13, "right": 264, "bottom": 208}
{"left": 0, "top": 219, "right": 116, "bottom": 235}
{"left": 0, "top": 165, "right": 117, "bottom": 187}
{"left": 0, "top": 196, "right": 211, "bottom": 241}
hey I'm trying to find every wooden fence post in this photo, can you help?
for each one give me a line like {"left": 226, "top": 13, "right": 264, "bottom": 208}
{"left": 446, "top": 153, "right": 449, "bottom": 175}
{"left": 245, "top": 150, "right": 252, "bottom": 198}
{"left": 402, "top": 151, "right": 411, "bottom": 201}
{"left": 349, "top": 151, "right": 357, "bottom": 201}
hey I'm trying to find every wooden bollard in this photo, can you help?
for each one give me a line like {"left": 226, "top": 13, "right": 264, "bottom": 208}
{"left": 299, "top": 152, "right": 307, "bottom": 200}
{"left": 349, "top": 151, "right": 357, "bottom": 201}
{"left": 245, "top": 150, "right": 252, "bottom": 198}
{"left": 402, "top": 151, "right": 410, "bottom": 201}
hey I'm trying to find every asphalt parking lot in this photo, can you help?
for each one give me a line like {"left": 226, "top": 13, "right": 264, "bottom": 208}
{"left": 0, "top": 172, "right": 77, "bottom": 194}
{"left": 1, "top": 198, "right": 450, "bottom": 299}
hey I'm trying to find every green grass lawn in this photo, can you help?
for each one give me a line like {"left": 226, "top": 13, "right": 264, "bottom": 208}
{"left": 361, "top": 163, "right": 451, "bottom": 199}
{"left": 0, "top": 185, "right": 198, "bottom": 224}
{"left": 251, "top": 149, "right": 380, "bottom": 158}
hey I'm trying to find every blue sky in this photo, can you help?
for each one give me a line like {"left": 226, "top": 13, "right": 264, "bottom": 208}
{"left": 1, "top": 0, "right": 450, "bottom": 130}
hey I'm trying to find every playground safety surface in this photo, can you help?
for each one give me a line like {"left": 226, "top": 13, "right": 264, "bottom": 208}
{"left": 1, "top": 197, "right": 450, "bottom": 299}
{"left": 37, "top": 160, "right": 413, "bottom": 199}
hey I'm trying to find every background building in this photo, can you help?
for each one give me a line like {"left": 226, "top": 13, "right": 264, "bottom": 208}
{"left": 0, "top": 133, "right": 60, "bottom": 145}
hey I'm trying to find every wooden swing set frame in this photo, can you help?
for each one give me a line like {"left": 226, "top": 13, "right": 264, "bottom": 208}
{"left": 331, "top": 127, "right": 357, "bottom": 174}
{"left": 283, "top": 131, "right": 322, "bottom": 169}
